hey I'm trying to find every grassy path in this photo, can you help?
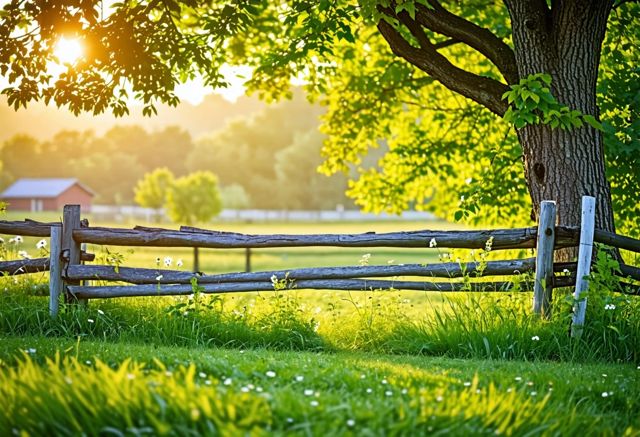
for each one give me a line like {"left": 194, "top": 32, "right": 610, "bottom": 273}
{"left": 1, "top": 335, "right": 638, "bottom": 435}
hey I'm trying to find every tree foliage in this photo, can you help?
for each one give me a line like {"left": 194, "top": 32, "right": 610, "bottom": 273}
{"left": 165, "top": 171, "right": 222, "bottom": 225}
{"left": 0, "top": 1, "right": 638, "bottom": 231}
{"left": 133, "top": 167, "right": 175, "bottom": 211}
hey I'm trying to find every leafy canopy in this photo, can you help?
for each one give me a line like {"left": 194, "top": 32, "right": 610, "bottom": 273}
{"left": 165, "top": 171, "right": 222, "bottom": 225}
{"left": 1, "top": 1, "right": 638, "bottom": 230}
{"left": 134, "top": 167, "right": 175, "bottom": 210}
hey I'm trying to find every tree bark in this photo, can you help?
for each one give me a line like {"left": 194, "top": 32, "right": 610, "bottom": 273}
{"left": 505, "top": 0, "right": 616, "bottom": 260}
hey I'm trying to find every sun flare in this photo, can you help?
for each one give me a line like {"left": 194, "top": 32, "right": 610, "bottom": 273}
{"left": 54, "top": 37, "right": 83, "bottom": 64}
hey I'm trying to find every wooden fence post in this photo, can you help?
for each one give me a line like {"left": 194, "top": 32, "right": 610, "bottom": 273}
{"left": 193, "top": 247, "right": 200, "bottom": 272}
{"left": 62, "top": 205, "right": 86, "bottom": 306}
{"left": 245, "top": 248, "right": 251, "bottom": 272}
{"left": 533, "top": 200, "right": 557, "bottom": 318}
{"left": 571, "top": 195, "right": 596, "bottom": 338}
{"left": 49, "top": 226, "right": 63, "bottom": 318}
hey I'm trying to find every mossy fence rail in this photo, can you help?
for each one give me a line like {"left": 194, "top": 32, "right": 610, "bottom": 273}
{"left": 1, "top": 198, "right": 639, "bottom": 335}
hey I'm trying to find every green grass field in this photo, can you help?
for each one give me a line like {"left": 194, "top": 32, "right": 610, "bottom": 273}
{"left": 1, "top": 216, "right": 639, "bottom": 435}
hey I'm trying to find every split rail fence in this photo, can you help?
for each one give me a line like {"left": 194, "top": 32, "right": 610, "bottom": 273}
{"left": 1, "top": 197, "right": 639, "bottom": 336}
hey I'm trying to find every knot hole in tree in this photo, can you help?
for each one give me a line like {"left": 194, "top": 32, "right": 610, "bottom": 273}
{"left": 524, "top": 18, "right": 536, "bottom": 30}
{"left": 533, "top": 162, "right": 545, "bottom": 184}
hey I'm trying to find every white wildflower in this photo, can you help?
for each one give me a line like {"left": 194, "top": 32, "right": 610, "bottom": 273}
{"left": 265, "top": 370, "right": 276, "bottom": 378}
{"left": 164, "top": 256, "right": 172, "bottom": 267}
{"left": 310, "top": 400, "right": 319, "bottom": 407}
{"left": 346, "top": 419, "right": 355, "bottom": 427}
{"left": 531, "top": 335, "right": 540, "bottom": 341}
{"left": 295, "top": 376, "right": 304, "bottom": 382}
{"left": 97, "top": 309, "right": 105, "bottom": 315}
{"left": 304, "top": 389, "right": 314, "bottom": 396}
{"left": 87, "top": 318, "right": 94, "bottom": 323}
{"left": 176, "top": 259, "right": 183, "bottom": 267}
{"left": 155, "top": 275, "right": 163, "bottom": 281}
{"left": 385, "top": 390, "right": 393, "bottom": 397}
{"left": 429, "top": 238, "right": 437, "bottom": 248}
{"left": 604, "top": 304, "right": 616, "bottom": 310}
{"left": 223, "top": 378, "right": 232, "bottom": 386}
{"left": 601, "top": 392, "right": 609, "bottom": 398}
{"left": 36, "top": 239, "right": 47, "bottom": 249}
{"left": 14, "top": 236, "right": 23, "bottom": 244}
{"left": 270, "top": 274, "right": 278, "bottom": 285}
{"left": 18, "top": 250, "right": 31, "bottom": 259}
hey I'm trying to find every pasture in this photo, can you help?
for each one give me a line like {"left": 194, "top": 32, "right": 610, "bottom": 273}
{"left": 1, "top": 216, "right": 639, "bottom": 435}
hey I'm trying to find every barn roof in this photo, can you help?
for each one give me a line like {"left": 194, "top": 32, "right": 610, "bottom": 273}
{"left": 0, "top": 178, "right": 94, "bottom": 198}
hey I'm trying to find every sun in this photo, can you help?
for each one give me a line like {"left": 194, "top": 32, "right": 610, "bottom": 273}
{"left": 53, "top": 37, "right": 84, "bottom": 64}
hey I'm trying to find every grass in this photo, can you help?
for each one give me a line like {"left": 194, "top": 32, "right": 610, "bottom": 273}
{"left": 1, "top": 335, "right": 639, "bottom": 436}
{"left": 2, "top": 216, "right": 640, "bottom": 434}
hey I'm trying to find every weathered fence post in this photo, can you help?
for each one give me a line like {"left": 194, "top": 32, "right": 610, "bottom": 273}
{"left": 49, "top": 225, "right": 63, "bottom": 318}
{"left": 193, "top": 247, "right": 200, "bottom": 272}
{"left": 571, "top": 196, "right": 596, "bottom": 338}
{"left": 245, "top": 248, "right": 252, "bottom": 272}
{"left": 533, "top": 200, "right": 557, "bottom": 318}
{"left": 62, "top": 205, "right": 86, "bottom": 306}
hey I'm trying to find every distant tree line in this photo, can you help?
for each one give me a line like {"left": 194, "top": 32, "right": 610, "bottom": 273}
{"left": 0, "top": 96, "right": 351, "bottom": 210}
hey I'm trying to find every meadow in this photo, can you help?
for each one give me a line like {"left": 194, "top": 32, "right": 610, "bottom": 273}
{"left": 1, "top": 215, "right": 639, "bottom": 435}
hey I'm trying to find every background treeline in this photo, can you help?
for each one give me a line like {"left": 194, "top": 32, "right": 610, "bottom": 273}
{"left": 0, "top": 93, "right": 352, "bottom": 210}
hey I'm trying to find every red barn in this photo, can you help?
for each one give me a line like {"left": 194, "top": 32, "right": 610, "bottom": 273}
{"left": 0, "top": 178, "right": 94, "bottom": 212}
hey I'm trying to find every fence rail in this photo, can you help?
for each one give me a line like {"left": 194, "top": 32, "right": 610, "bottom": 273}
{"left": 1, "top": 199, "right": 639, "bottom": 331}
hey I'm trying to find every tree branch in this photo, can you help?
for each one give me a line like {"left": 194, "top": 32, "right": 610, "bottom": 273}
{"left": 415, "top": 2, "right": 519, "bottom": 84}
{"left": 376, "top": 13, "right": 509, "bottom": 116}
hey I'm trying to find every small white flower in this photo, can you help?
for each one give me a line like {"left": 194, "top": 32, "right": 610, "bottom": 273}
{"left": 531, "top": 391, "right": 537, "bottom": 396}
{"left": 346, "top": 419, "right": 355, "bottom": 427}
{"left": 176, "top": 259, "right": 183, "bottom": 267}
{"left": 36, "top": 239, "right": 47, "bottom": 249}
{"left": 310, "top": 400, "right": 319, "bottom": 407}
{"left": 164, "top": 257, "right": 172, "bottom": 267}
{"left": 366, "top": 388, "right": 373, "bottom": 393}
{"left": 223, "top": 378, "right": 232, "bottom": 386}
{"left": 304, "top": 389, "right": 314, "bottom": 396}
{"left": 429, "top": 238, "right": 437, "bottom": 248}
{"left": 465, "top": 177, "right": 473, "bottom": 184}
{"left": 295, "top": 375, "right": 304, "bottom": 382}
{"left": 18, "top": 250, "right": 31, "bottom": 259}
{"left": 385, "top": 390, "right": 392, "bottom": 397}
{"left": 286, "top": 418, "right": 294, "bottom": 423}
{"left": 155, "top": 257, "right": 161, "bottom": 265}
{"left": 601, "top": 392, "right": 609, "bottom": 398}
{"left": 97, "top": 309, "right": 105, "bottom": 315}
{"left": 27, "top": 348, "right": 36, "bottom": 354}
{"left": 515, "top": 376, "right": 522, "bottom": 381}
{"left": 155, "top": 275, "right": 163, "bottom": 281}
{"left": 127, "top": 373, "right": 135, "bottom": 380}
{"left": 199, "top": 372, "right": 206, "bottom": 378}
{"left": 436, "top": 395, "right": 443, "bottom": 402}
{"left": 463, "top": 382, "right": 471, "bottom": 387}
{"left": 381, "top": 379, "right": 388, "bottom": 385}
{"left": 0, "top": 237, "right": 4, "bottom": 244}
{"left": 265, "top": 370, "right": 276, "bottom": 378}
{"left": 270, "top": 275, "right": 278, "bottom": 285}
{"left": 14, "top": 236, "right": 23, "bottom": 244}
{"left": 563, "top": 269, "right": 570, "bottom": 274}
{"left": 87, "top": 318, "right": 94, "bottom": 323}
{"left": 241, "top": 386, "right": 249, "bottom": 393}
{"left": 604, "top": 304, "right": 616, "bottom": 310}
{"left": 401, "top": 388, "right": 408, "bottom": 394}
{"left": 85, "top": 360, "right": 92, "bottom": 365}
{"left": 531, "top": 336, "right": 540, "bottom": 341}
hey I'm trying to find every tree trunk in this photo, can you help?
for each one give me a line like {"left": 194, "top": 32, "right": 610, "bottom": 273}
{"left": 506, "top": 0, "right": 616, "bottom": 260}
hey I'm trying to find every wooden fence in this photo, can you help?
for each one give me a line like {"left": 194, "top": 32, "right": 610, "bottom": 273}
{"left": 1, "top": 198, "right": 639, "bottom": 336}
